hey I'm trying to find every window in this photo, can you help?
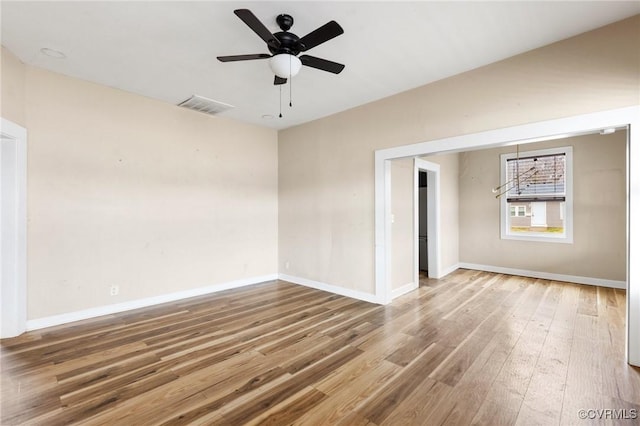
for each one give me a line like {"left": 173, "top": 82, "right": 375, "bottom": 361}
{"left": 500, "top": 146, "right": 573, "bottom": 243}
{"left": 510, "top": 205, "right": 527, "bottom": 217}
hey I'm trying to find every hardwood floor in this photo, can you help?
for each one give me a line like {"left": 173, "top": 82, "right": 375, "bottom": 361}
{"left": 2, "top": 269, "right": 639, "bottom": 425}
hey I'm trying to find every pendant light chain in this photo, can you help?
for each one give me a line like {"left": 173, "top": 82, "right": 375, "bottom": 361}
{"left": 277, "top": 55, "right": 298, "bottom": 118}
{"left": 289, "top": 55, "right": 293, "bottom": 107}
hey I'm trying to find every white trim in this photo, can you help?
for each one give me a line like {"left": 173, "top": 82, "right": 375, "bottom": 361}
{"left": 628, "top": 116, "right": 639, "bottom": 366}
{"left": 391, "top": 281, "right": 418, "bottom": 299}
{"left": 459, "top": 262, "right": 626, "bottom": 290}
{"left": 375, "top": 105, "right": 640, "bottom": 366}
{"left": 374, "top": 159, "right": 392, "bottom": 304}
{"left": 1, "top": 118, "right": 27, "bottom": 338}
{"left": 414, "top": 159, "right": 441, "bottom": 281}
{"left": 279, "top": 274, "right": 381, "bottom": 304}
{"left": 0, "top": 118, "right": 27, "bottom": 141}
{"left": 384, "top": 160, "right": 392, "bottom": 304}
{"left": 499, "top": 145, "right": 573, "bottom": 243}
{"left": 439, "top": 263, "right": 460, "bottom": 278}
{"left": 375, "top": 108, "right": 636, "bottom": 160}
{"left": 26, "top": 274, "right": 279, "bottom": 331}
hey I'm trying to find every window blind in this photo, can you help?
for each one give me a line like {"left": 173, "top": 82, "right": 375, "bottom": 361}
{"left": 506, "top": 153, "right": 566, "bottom": 202}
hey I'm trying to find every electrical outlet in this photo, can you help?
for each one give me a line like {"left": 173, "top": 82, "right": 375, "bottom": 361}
{"left": 285, "top": 261, "right": 290, "bottom": 270}
{"left": 110, "top": 285, "right": 119, "bottom": 296}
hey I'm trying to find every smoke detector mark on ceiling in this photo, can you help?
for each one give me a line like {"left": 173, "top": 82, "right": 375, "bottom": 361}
{"left": 40, "top": 47, "right": 66, "bottom": 59}
{"left": 178, "top": 95, "right": 234, "bottom": 116}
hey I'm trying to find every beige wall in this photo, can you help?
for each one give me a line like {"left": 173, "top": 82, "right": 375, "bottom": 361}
{"left": 4, "top": 57, "right": 278, "bottom": 319}
{"left": 279, "top": 16, "right": 639, "bottom": 295}
{"left": 1, "top": 47, "right": 26, "bottom": 126}
{"left": 459, "top": 132, "right": 627, "bottom": 281}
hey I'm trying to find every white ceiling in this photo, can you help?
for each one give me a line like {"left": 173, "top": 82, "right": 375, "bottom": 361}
{"left": 2, "top": 1, "right": 639, "bottom": 130}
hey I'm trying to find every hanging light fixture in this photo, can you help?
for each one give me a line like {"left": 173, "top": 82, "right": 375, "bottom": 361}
{"left": 269, "top": 53, "right": 301, "bottom": 79}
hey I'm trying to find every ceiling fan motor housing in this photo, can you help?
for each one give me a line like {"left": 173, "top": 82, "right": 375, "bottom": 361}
{"left": 269, "top": 32, "right": 303, "bottom": 56}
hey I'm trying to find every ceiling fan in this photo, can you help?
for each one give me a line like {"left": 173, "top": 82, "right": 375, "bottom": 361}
{"left": 217, "top": 9, "right": 345, "bottom": 85}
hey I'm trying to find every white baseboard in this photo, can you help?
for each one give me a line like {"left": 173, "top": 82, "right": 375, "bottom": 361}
{"left": 458, "top": 263, "right": 626, "bottom": 289}
{"left": 278, "top": 274, "right": 381, "bottom": 304}
{"left": 437, "top": 263, "right": 461, "bottom": 279}
{"left": 25, "top": 263, "right": 624, "bottom": 332}
{"left": 391, "top": 281, "right": 418, "bottom": 299}
{"left": 26, "top": 274, "right": 279, "bottom": 331}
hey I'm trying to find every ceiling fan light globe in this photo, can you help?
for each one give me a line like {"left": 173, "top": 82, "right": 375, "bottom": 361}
{"left": 269, "top": 54, "right": 302, "bottom": 79}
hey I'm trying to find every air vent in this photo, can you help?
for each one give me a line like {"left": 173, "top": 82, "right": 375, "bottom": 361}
{"left": 177, "top": 95, "right": 234, "bottom": 116}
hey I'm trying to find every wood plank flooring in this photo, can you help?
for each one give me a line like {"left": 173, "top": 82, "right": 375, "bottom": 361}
{"left": 2, "top": 269, "right": 639, "bottom": 425}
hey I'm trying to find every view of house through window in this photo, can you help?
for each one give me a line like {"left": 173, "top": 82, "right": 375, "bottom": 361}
{"left": 500, "top": 146, "right": 572, "bottom": 242}
{"left": 508, "top": 201, "right": 565, "bottom": 233}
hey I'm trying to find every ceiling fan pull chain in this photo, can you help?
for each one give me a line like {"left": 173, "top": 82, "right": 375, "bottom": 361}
{"left": 289, "top": 55, "right": 293, "bottom": 107}
{"left": 279, "top": 85, "right": 283, "bottom": 118}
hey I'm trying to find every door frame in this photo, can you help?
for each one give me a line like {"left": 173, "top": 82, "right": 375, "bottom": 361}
{"left": 1, "top": 117, "right": 28, "bottom": 338}
{"left": 414, "top": 159, "right": 440, "bottom": 284}
{"left": 374, "top": 105, "right": 639, "bottom": 366}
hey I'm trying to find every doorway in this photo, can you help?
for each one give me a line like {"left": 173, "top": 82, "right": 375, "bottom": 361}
{"left": 413, "top": 158, "right": 440, "bottom": 285}
{"left": 418, "top": 171, "right": 428, "bottom": 274}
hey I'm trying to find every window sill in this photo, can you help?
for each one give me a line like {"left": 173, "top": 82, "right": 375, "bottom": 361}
{"left": 501, "top": 233, "right": 573, "bottom": 244}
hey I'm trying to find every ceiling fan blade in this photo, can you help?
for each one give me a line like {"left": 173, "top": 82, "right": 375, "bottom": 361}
{"left": 299, "top": 55, "right": 345, "bottom": 74}
{"left": 298, "top": 21, "right": 343, "bottom": 51}
{"left": 274, "top": 76, "right": 287, "bottom": 85}
{"left": 217, "top": 54, "right": 271, "bottom": 62}
{"left": 234, "top": 9, "right": 281, "bottom": 48}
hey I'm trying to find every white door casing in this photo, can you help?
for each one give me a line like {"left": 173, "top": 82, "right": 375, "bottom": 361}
{"left": 414, "top": 158, "right": 440, "bottom": 284}
{"left": 1, "top": 118, "right": 27, "bottom": 339}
